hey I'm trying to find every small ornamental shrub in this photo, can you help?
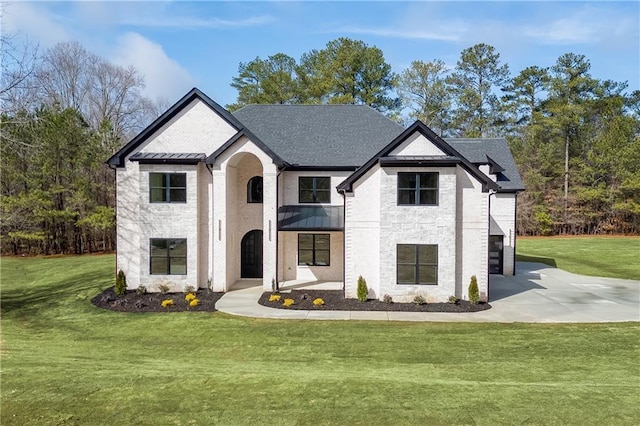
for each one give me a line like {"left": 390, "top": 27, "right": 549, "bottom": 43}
{"left": 413, "top": 295, "right": 427, "bottom": 305}
{"left": 269, "top": 294, "right": 282, "bottom": 302}
{"left": 448, "top": 295, "right": 459, "bottom": 304}
{"left": 136, "top": 285, "right": 147, "bottom": 295}
{"left": 158, "top": 283, "right": 170, "bottom": 294}
{"left": 469, "top": 275, "right": 479, "bottom": 305}
{"left": 115, "top": 270, "right": 127, "bottom": 295}
{"left": 161, "top": 299, "right": 174, "bottom": 308}
{"left": 312, "top": 298, "right": 325, "bottom": 306}
{"left": 184, "top": 285, "right": 195, "bottom": 294}
{"left": 357, "top": 276, "right": 368, "bottom": 301}
{"left": 283, "top": 298, "right": 295, "bottom": 307}
{"left": 185, "top": 293, "right": 196, "bottom": 302}
{"left": 382, "top": 294, "right": 393, "bottom": 304}
{"left": 189, "top": 298, "right": 199, "bottom": 307}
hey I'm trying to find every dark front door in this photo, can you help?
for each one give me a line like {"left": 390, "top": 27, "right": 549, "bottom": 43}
{"left": 241, "top": 230, "right": 263, "bottom": 278}
{"left": 489, "top": 235, "right": 504, "bottom": 274}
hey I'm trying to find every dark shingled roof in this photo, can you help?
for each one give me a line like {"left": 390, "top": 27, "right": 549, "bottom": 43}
{"left": 446, "top": 138, "right": 525, "bottom": 192}
{"left": 233, "top": 105, "right": 404, "bottom": 168}
{"left": 278, "top": 205, "right": 344, "bottom": 231}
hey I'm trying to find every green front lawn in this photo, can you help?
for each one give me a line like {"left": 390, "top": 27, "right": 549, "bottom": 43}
{"left": 516, "top": 236, "right": 640, "bottom": 280}
{"left": 1, "top": 255, "right": 639, "bottom": 425}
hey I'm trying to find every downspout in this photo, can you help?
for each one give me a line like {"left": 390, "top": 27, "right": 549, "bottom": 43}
{"left": 274, "top": 165, "right": 287, "bottom": 292}
{"left": 338, "top": 188, "right": 347, "bottom": 296}
{"left": 206, "top": 163, "right": 213, "bottom": 290}
{"left": 513, "top": 192, "right": 518, "bottom": 276}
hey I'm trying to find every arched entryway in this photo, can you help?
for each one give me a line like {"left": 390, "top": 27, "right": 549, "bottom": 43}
{"left": 241, "top": 230, "right": 263, "bottom": 278}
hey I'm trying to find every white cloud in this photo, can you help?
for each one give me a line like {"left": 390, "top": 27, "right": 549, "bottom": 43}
{"left": 111, "top": 32, "right": 195, "bottom": 102}
{"left": 336, "top": 26, "right": 460, "bottom": 42}
{"left": 1, "top": 2, "right": 70, "bottom": 47}
{"left": 522, "top": 6, "right": 637, "bottom": 46}
{"left": 120, "top": 15, "right": 274, "bottom": 29}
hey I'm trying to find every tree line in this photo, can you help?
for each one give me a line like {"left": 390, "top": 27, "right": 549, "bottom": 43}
{"left": 228, "top": 38, "right": 640, "bottom": 236}
{"left": 1, "top": 38, "right": 164, "bottom": 255}
{"left": 1, "top": 37, "right": 638, "bottom": 255}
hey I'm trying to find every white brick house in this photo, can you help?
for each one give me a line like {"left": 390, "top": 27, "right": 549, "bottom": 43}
{"left": 108, "top": 88, "right": 524, "bottom": 302}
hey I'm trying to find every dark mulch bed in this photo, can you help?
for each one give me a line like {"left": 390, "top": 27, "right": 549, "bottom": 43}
{"left": 91, "top": 287, "right": 224, "bottom": 313}
{"left": 258, "top": 290, "right": 491, "bottom": 312}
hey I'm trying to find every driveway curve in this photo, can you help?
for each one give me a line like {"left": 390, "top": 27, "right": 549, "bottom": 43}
{"left": 216, "top": 262, "right": 639, "bottom": 323}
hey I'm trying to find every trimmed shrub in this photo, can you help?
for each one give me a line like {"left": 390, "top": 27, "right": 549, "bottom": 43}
{"left": 413, "top": 295, "right": 427, "bottom": 305}
{"left": 382, "top": 294, "right": 393, "bottom": 304}
{"left": 357, "top": 276, "right": 368, "bottom": 301}
{"left": 448, "top": 295, "right": 459, "bottom": 304}
{"left": 312, "top": 298, "right": 325, "bottom": 306}
{"left": 469, "top": 275, "right": 479, "bottom": 305}
{"left": 136, "top": 285, "right": 147, "bottom": 295}
{"left": 184, "top": 285, "right": 196, "bottom": 294}
{"left": 115, "top": 270, "right": 127, "bottom": 295}
{"left": 158, "top": 283, "right": 170, "bottom": 294}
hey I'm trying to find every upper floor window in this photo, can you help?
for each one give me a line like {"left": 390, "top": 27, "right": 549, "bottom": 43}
{"left": 247, "top": 176, "right": 263, "bottom": 203}
{"left": 398, "top": 172, "right": 438, "bottom": 205}
{"left": 397, "top": 244, "right": 438, "bottom": 285}
{"left": 150, "top": 173, "right": 186, "bottom": 203}
{"left": 299, "top": 177, "right": 330, "bottom": 203}
{"left": 150, "top": 238, "right": 187, "bottom": 275}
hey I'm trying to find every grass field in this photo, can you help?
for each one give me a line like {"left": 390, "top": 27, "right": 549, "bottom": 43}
{"left": 1, "top": 255, "right": 639, "bottom": 425}
{"left": 516, "top": 236, "right": 640, "bottom": 280}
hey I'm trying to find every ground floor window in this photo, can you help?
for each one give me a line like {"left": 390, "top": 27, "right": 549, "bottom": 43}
{"left": 150, "top": 238, "right": 187, "bottom": 275}
{"left": 298, "top": 234, "right": 330, "bottom": 266}
{"left": 397, "top": 244, "right": 437, "bottom": 285}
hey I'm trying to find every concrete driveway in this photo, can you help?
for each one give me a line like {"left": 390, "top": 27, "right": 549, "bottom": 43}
{"left": 487, "top": 262, "right": 640, "bottom": 322}
{"left": 216, "top": 262, "right": 639, "bottom": 322}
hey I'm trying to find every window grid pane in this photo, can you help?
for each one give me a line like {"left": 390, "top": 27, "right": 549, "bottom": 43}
{"left": 150, "top": 238, "right": 187, "bottom": 275}
{"left": 299, "top": 177, "right": 331, "bottom": 203}
{"left": 398, "top": 173, "right": 438, "bottom": 205}
{"left": 298, "top": 234, "right": 330, "bottom": 266}
{"left": 397, "top": 244, "right": 437, "bottom": 285}
{"left": 149, "top": 173, "right": 186, "bottom": 203}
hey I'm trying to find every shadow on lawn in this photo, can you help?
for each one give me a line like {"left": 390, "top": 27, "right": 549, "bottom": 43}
{"left": 515, "top": 254, "right": 557, "bottom": 268}
{"left": 0, "top": 268, "right": 109, "bottom": 317}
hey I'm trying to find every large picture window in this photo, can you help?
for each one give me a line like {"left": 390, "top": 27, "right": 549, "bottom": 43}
{"left": 150, "top": 238, "right": 187, "bottom": 275}
{"left": 150, "top": 173, "right": 187, "bottom": 203}
{"left": 298, "top": 234, "right": 330, "bottom": 266}
{"left": 398, "top": 173, "right": 438, "bottom": 205}
{"left": 299, "top": 177, "right": 330, "bottom": 203}
{"left": 397, "top": 244, "right": 437, "bottom": 285}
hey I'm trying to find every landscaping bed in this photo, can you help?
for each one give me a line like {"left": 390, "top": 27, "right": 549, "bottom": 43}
{"left": 92, "top": 287, "right": 223, "bottom": 312}
{"left": 258, "top": 290, "right": 491, "bottom": 312}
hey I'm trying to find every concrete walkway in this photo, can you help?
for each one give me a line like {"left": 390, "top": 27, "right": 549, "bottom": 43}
{"left": 215, "top": 263, "right": 640, "bottom": 323}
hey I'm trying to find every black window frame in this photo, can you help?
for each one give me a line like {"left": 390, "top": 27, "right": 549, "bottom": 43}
{"left": 149, "top": 172, "right": 187, "bottom": 203}
{"left": 397, "top": 172, "right": 438, "bottom": 206}
{"left": 247, "top": 176, "right": 263, "bottom": 203}
{"left": 297, "top": 234, "right": 330, "bottom": 266}
{"left": 150, "top": 238, "right": 187, "bottom": 275}
{"left": 396, "top": 244, "right": 438, "bottom": 285}
{"left": 298, "top": 177, "right": 331, "bottom": 204}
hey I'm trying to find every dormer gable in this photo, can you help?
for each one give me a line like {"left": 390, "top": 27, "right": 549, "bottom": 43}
{"left": 338, "top": 121, "right": 499, "bottom": 193}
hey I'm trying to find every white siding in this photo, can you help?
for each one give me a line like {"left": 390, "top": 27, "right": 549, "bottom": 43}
{"left": 138, "top": 99, "right": 237, "bottom": 154}
{"left": 344, "top": 165, "right": 381, "bottom": 299}
{"left": 389, "top": 133, "right": 446, "bottom": 156}
{"left": 281, "top": 170, "right": 351, "bottom": 206}
{"left": 137, "top": 164, "right": 200, "bottom": 292}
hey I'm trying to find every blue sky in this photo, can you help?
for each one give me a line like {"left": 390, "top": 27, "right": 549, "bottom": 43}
{"left": 4, "top": 1, "right": 639, "bottom": 107}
